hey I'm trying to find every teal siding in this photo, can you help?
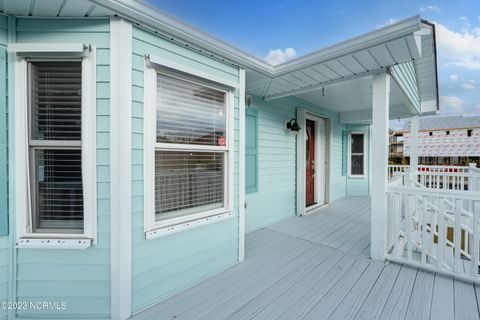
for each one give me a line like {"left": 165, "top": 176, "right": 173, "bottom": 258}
{"left": 131, "top": 26, "right": 240, "bottom": 313}
{"left": 346, "top": 125, "right": 371, "bottom": 196}
{"left": 245, "top": 108, "right": 258, "bottom": 194}
{"left": 0, "top": 14, "right": 9, "bottom": 320}
{"left": 245, "top": 96, "right": 349, "bottom": 233}
{"left": 391, "top": 61, "right": 420, "bottom": 112}
{"left": 12, "top": 19, "right": 111, "bottom": 319}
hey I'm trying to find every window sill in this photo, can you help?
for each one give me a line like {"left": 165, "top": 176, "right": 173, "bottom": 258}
{"left": 16, "top": 238, "right": 92, "bottom": 249}
{"left": 145, "top": 211, "right": 235, "bottom": 240}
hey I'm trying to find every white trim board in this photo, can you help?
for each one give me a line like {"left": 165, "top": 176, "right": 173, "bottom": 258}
{"left": 110, "top": 17, "right": 133, "bottom": 320}
{"left": 146, "top": 53, "right": 239, "bottom": 89}
{"left": 238, "top": 68, "right": 246, "bottom": 262}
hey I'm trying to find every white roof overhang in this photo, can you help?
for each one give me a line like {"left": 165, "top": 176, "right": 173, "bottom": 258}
{"left": 1, "top": 1, "right": 438, "bottom": 119}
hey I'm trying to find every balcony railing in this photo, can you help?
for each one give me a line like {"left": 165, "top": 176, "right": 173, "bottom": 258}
{"left": 385, "top": 164, "right": 480, "bottom": 283}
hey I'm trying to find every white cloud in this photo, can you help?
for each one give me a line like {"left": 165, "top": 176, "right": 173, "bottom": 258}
{"left": 440, "top": 96, "right": 464, "bottom": 113}
{"left": 434, "top": 22, "right": 480, "bottom": 69}
{"left": 449, "top": 74, "right": 459, "bottom": 81}
{"left": 264, "top": 48, "right": 296, "bottom": 66}
{"left": 462, "top": 80, "right": 476, "bottom": 90}
{"left": 420, "top": 5, "right": 439, "bottom": 11}
{"left": 377, "top": 18, "right": 398, "bottom": 28}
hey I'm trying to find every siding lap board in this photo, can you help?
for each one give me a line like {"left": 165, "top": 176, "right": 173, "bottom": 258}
{"left": 131, "top": 26, "right": 240, "bottom": 313}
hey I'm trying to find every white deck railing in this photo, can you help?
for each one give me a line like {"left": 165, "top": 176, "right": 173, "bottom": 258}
{"left": 385, "top": 166, "right": 480, "bottom": 282}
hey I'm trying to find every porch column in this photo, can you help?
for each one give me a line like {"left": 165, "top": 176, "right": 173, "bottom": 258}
{"left": 409, "top": 115, "right": 419, "bottom": 175}
{"left": 371, "top": 72, "right": 390, "bottom": 261}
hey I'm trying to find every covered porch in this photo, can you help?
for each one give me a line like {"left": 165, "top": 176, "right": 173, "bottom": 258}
{"left": 132, "top": 196, "right": 480, "bottom": 320}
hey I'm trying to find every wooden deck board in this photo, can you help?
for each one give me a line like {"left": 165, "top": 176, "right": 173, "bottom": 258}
{"left": 430, "top": 274, "right": 455, "bottom": 320}
{"left": 131, "top": 197, "right": 480, "bottom": 320}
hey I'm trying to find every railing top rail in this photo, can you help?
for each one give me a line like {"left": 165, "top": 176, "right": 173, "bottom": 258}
{"left": 386, "top": 185, "right": 480, "bottom": 200}
{"left": 415, "top": 171, "right": 480, "bottom": 178}
{"left": 418, "top": 164, "right": 471, "bottom": 169}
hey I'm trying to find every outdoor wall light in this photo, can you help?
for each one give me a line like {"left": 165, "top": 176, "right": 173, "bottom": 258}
{"left": 286, "top": 118, "right": 301, "bottom": 133}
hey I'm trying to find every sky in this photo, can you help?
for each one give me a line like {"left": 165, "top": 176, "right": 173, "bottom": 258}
{"left": 146, "top": 0, "right": 480, "bottom": 120}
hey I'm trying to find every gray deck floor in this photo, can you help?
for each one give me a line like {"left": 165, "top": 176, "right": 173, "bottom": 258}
{"left": 132, "top": 197, "right": 480, "bottom": 320}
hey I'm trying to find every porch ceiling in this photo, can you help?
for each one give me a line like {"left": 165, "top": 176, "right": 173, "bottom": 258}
{"left": 245, "top": 17, "right": 438, "bottom": 118}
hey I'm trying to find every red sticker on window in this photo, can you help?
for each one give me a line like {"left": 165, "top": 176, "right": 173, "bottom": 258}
{"left": 218, "top": 135, "right": 226, "bottom": 146}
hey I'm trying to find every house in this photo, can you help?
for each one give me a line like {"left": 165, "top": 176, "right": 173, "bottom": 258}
{"left": 391, "top": 114, "right": 480, "bottom": 166}
{"left": 4, "top": 0, "right": 477, "bottom": 319}
{"left": 389, "top": 129, "right": 405, "bottom": 164}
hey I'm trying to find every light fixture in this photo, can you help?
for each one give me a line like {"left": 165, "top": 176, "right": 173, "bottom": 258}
{"left": 286, "top": 118, "right": 301, "bottom": 134}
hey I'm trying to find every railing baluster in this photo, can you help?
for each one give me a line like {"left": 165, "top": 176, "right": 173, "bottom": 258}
{"left": 455, "top": 199, "right": 462, "bottom": 273}
{"left": 438, "top": 199, "right": 445, "bottom": 269}
{"left": 421, "top": 196, "right": 428, "bottom": 265}
{"left": 406, "top": 193, "right": 413, "bottom": 261}
{"left": 472, "top": 201, "right": 479, "bottom": 277}
{"left": 394, "top": 192, "right": 401, "bottom": 256}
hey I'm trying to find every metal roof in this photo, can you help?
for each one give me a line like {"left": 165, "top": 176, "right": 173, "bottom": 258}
{"left": 403, "top": 115, "right": 480, "bottom": 132}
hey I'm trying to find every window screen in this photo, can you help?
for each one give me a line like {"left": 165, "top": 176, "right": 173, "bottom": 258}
{"left": 155, "top": 74, "right": 227, "bottom": 221}
{"left": 28, "top": 60, "right": 84, "bottom": 233}
{"left": 350, "top": 133, "right": 365, "bottom": 176}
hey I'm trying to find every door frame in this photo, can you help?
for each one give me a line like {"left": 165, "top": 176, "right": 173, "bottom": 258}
{"left": 296, "top": 108, "right": 331, "bottom": 216}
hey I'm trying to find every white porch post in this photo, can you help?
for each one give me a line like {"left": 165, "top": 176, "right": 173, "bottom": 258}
{"left": 371, "top": 72, "right": 390, "bottom": 261}
{"left": 409, "top": 115, "right": 419, "bottom": 175}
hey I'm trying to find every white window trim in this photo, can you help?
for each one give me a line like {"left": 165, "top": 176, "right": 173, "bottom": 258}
{"left": 143, "top": 61, "right": 235, "bottom": 236}
{"left": 14, "top": 45, "right": 97, "bottom": 248}
{"left": 348, "top": 131, "right": 366, "bottom": 178}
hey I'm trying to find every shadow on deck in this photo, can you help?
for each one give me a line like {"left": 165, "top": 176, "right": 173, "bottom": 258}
{"left": 132, "top": 197, "right": 480, "bottom": 320}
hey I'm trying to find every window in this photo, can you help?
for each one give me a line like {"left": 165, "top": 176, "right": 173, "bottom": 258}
{"left": 145, "top": 70, "right": 232, "bottom": 231}
{"left": 446, "top": 130, "right": 450, "bottom": 135}
{"left": 349, "top": 133, "right": 365, "bottom": 177}
{"left": 467, "top": 129, "right": 473, "bottom": 137}
{"left": 245, "top": 108, "right": 258, "bottom": 193}
{"left": 14, "top": 46, "right": 96, "bottom": 244}
{"left": 28, "top": 61, "right": 84, "bottom": 233}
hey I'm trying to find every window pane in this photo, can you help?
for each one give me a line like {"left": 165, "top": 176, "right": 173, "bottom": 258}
{"left": 156, "top": 74, "right": 226, "bottom": 146}
{"left": 30, "top": 61, "right": 82, "bottom": 141}
{"left": 33, "top": 149, "right": 83, "bottom": 232}
{"left": 155, "top": 151, "right": 224, "bottom": 220}
{"left": 351, "top": 155, "right": 364, "bottom": 175}
{"left": 351, "top": 134, "right": 364, "bottom": 154}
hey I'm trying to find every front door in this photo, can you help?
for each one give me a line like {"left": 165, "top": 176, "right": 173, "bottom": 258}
{"left": 306, "top": 119, "right": 315, "bottom": 206}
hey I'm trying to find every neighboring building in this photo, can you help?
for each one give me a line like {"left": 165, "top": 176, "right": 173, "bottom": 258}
{"left": 0, "top": 2, "right": 438, "bottom": 319}
{"left": 389, "top": 115, "right": 480, "bottom": 166}
{"left": 389, "top": 129, "right": 405, "bottom": 164}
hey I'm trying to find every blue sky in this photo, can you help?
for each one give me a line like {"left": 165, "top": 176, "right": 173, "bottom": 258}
{"left": 146, "top": 0, "right": 480, "bottom": 117}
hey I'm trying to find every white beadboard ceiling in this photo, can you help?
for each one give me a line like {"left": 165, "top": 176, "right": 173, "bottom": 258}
{"left": 0, "top": 0, "right": 113, "bottom": 17}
